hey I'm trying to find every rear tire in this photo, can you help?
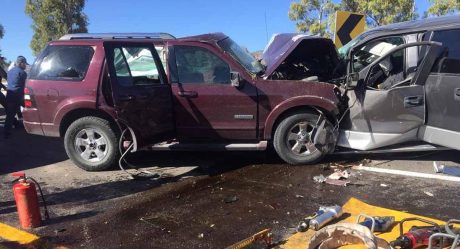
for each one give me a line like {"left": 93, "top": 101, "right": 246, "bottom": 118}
{"left": 64, "top": 116, "right": 119, "bottom": 171}
{"left": 273, "top": 112, "right": 326, "bottom": 165}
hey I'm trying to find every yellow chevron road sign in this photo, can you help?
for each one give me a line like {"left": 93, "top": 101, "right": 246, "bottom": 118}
{"left": 334, "top": 11, "right": 365, "bottom": 48}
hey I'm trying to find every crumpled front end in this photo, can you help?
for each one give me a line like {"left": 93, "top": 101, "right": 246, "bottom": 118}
{"left": 262, "top": 34, "right": 345, "bottom": 83}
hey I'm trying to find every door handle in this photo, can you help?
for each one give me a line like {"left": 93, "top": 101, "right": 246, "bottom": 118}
{"left": 454, "top": 88, "right": 460, "bottom": 101}
{"left": 455, "top": 88, "right": 460, "bottom": 96}
{"left": 118, "top": 94, "right": 135, "bottom": 101}
{"left": 404, "top": 95, "right": 423, "bottom": 108}
{"left": 178, "top": 91, "right": 198, "bottom": 98}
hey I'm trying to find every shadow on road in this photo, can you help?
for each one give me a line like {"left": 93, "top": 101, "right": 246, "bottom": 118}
{"left": 0, "top": 127, "right": 67, "bottom": 174}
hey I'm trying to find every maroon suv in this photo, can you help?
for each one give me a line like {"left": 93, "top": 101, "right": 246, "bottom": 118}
{"left": 23, "top": 32, "right": 341, "bottom": 170}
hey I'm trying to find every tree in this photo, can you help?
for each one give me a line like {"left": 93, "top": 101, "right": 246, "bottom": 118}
{"left": 0, "top": 24, "right": 4, "bottom": 39}
{"left": 425, "top": 0, "right": 459, "bottom": 17}
{"left": 289, "top": 0, "right": 417, "bottom": 37}
{"left": 339, "top": 0, "right": 416, "bottom": 27}
{"left": 25, "top": 0, "right": 88, "bottom": 55}
{"left": 0, "top": 24, "right": 4, "bottom": 58}
{"left": 288, "top": 0, "right": 336, "bottom": 37}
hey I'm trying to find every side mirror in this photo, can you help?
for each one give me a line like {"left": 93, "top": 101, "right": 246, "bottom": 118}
{"left": 230, "top": 71, "right": 242, "bottom": 87}
{"left": 346, "top": 72, "right": 359, "bottom": 89}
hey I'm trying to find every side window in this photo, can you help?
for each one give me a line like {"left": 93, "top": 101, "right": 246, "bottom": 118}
{"left": 30, "top": 45, "right": 94, "bottom": 81}
{"left": 175, "top": 46, "right": 230, "bottom": 84}
{"left": 353, "top": 37, "right": 405, "bottom": 73}
{"left": 431, "top": 29, "right": 460, "bottom": 74}
{"left": 112, "top": 46, "right": 162, "bottom": 86}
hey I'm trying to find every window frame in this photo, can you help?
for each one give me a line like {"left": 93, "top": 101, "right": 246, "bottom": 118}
{"left": 29, "top": 45, "right": 95, "bottom": 82}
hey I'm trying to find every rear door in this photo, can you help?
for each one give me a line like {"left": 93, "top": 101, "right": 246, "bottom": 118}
{"left": 422, "top": 29, "right": 460, "bottom": 149}
{"left": 104, "top": 42, "right": 174, "bottom": 150}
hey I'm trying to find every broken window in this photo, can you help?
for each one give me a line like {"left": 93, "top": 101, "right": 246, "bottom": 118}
{"left": 354, "top": 37, "right": 406, "bottom": 90}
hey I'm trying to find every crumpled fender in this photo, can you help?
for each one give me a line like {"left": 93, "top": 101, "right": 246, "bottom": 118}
{"left": 263, "top": 95, "right": 339, "bottom": 140}
{"left": 307, "top": 223, "right": 391, "bottom": 249}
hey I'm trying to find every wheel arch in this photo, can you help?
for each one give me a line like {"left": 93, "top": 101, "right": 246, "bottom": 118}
{"left": 264, "top": 96, "right": 338, "bottom": 140}
{"left": 59, "top": 108, "right": 119, "bottom": 137}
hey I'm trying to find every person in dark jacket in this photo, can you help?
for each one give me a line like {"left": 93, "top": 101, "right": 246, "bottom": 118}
{"left": 4, "top": 56, "right": 28, "bottom": 138}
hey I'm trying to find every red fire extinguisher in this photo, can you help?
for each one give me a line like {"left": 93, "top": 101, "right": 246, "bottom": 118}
{"left": 11, "top": 172, "right": 49, "bottom": 229}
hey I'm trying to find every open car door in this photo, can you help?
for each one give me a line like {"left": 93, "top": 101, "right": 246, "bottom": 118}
{"left": 338, "top": 41, "right": 443, "bottom": 150}
{"left": 104, "top": 42, "right": 174, "bottom": 151}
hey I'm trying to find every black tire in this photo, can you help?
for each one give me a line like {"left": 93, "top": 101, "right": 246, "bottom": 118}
{"left": 64, "top": 116, "right": 119, "bottom": 171}
{"left": 273, "top": 112, "right": 326, "bottom": 165}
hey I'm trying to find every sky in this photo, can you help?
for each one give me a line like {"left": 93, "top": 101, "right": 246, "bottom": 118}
{"left": 1, "top": 0, "right": 432, "bottom": 63}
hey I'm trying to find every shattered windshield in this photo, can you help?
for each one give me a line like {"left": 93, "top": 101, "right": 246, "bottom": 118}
{"left": 218, "top": 37, "right": 263, "bottom": 75}
{"left": 338, "top": 36, "right": 363, "bottom": 58}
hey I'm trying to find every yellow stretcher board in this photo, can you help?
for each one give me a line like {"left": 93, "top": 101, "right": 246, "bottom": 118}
{"left": 281, "top": 197, "right": 447, "bottom": 249}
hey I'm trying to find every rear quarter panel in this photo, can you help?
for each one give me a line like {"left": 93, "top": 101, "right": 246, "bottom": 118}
{"left": 25, "top": 41, "right": 104, "bottom": 137}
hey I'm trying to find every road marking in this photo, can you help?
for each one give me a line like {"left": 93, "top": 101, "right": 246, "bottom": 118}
{"left": 0, "top": 223, "right": 40, "bottom": 245}
{"left": 353, "top": 165, "right": 460, "bottom": 182}
{"left": 0, "top": 222, "right": 70, "bottom": 249}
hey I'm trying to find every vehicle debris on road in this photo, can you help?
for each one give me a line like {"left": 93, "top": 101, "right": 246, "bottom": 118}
{"left": 424, "top": 191, "right": 434, "bottom": 197}
{"left": 313, "top": 169, "right": 351, "bottom": 186}
{"left": 313, "top": 174, "right": 327, "bottom": 183}
{"left": 224, "top": 196, "right": 239, "bottom": 203}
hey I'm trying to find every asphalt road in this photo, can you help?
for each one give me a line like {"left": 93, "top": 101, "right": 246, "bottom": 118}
{"left": 1, "top": 122, "right": 460, "bottom": 249}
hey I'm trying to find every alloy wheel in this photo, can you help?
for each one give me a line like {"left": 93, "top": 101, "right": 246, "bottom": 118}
{"left": 74, "top": 128, "right": 108, "bottom": 162}
{"left": 286, "top": 121, "right": 317, "bottom": 155}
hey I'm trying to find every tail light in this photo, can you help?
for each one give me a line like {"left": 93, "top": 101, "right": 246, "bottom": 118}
{"left": 24, "top": 87, "right": 36, "bottom": 108}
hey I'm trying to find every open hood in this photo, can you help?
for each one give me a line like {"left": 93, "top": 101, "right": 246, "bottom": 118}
{"left": 262, "top": 33, "right": 341, "bottom": 82}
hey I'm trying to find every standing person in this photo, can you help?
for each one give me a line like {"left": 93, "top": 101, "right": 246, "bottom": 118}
{"left": 4, "top": 56, "right": 28, "bottom": 138}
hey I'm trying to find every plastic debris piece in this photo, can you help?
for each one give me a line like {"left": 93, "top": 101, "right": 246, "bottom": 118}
{"left": 327, "top": 170, "right": 350, "bottom": 180}
{"left": 424, "top": 191, "right": 434, "bottom": 197}
{"left": 325, "top": 178, "right": 350, "bottom": 186}
{"left": 224, "top": 196, "right": 239, "bottom": 203}
{"left": 313, "top": 174, "right": 327, "bottom": 183}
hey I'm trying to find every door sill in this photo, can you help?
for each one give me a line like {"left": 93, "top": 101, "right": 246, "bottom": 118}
{"left": 142, "top": 141, "right": 268, "bottom": 151}
{"left": 334, "top": 143, "right": 450, "bottom": 155}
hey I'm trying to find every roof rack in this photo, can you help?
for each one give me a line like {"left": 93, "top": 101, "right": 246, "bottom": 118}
{"left": 59, "top": 33, "right": 176, "bottom": 40}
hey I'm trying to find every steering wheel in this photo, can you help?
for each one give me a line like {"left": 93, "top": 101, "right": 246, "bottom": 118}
{"left": 366, "top": 65, "right": 385, "bottom": 89}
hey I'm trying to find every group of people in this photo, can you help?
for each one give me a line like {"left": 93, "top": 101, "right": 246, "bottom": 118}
{"left": 0, "top": 56, "right": 29, "bottom": 138}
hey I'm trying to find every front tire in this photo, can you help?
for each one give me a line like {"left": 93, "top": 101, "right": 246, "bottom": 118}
{"left": 64, "top": 116, "right": 119, "bottom": 171}
{"left": 273, "top": 112, "right": 326, "bottom": 165}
